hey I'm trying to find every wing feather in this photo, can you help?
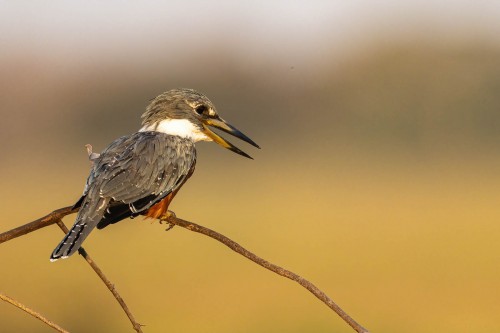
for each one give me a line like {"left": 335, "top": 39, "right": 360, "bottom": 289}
{"left": 99, "top": 132, "right": 195, "bottom": 204}
{"left": 50, "top": 131, "right": 196, "bottom": 259}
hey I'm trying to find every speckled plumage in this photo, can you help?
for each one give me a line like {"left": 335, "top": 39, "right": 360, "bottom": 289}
{"left": 51, "top": 132, "right": 196, "bottom": 260}
{"left": 50, "top": 88, "right": 258, "bottom": 261}
{"left": 141, "top": 88, "right": 216, "bottom": 129}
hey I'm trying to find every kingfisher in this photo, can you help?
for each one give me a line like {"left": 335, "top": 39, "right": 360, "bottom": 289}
{"left": 50, "top": 88, "right": 259, "bottom": 261}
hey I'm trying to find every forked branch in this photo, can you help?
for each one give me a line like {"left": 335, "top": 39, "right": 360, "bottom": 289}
{"left": 0, "top": 208, "right": 143, "bottom": 333}
{"left": 0, "top": 207, "right": 369, "bottom": 333}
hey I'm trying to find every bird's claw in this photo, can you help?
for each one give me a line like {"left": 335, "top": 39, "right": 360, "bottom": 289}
{"left": 160, "top": 210, "right": 176, "bottom": 231}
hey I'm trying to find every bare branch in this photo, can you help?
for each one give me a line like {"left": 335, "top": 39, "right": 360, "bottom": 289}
{"left": 0, "top": 292, "right": 69, "bottom": 333}
{"left": 0, "top": 207, "right": 370, "bottom": 333}
{"left": 0, "top": 207, "right": 144, "bottom": 333}
{"left": 0, "top": 206, "right": 77, "bottom": 244}
{"left": 166, "top": 216, "right": 370, "bottom": 333}
{"left": 55, "top": 219, "right": 144, "bottom": 333}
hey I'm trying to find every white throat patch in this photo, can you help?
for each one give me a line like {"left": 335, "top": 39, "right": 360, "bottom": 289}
{"left": 140, "top": 119, "right": 212, "bottom": 142}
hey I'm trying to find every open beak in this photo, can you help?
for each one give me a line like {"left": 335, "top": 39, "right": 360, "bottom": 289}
{"left": 203, "top": 117, "right": 260, "bottom": 159}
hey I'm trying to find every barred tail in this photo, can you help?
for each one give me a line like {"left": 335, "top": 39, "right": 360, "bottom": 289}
{"left": 49, "top": 218, "right": 93, "bottom": 261}
{"left": 50, "top": 198, "right": 108, "bottom": 261}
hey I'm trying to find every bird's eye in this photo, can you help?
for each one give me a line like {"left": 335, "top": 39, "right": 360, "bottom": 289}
{"left": 195, "top": 105, "right": 208, "bottom": 115}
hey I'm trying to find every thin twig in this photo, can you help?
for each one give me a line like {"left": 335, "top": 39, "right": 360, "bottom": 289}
{"left": 55, "top": 219, "right": 144, "bottom": 333}
{"left": 0, "top": 292, "right": 69, "bottom": 333}
{"left": 166, "top": 216, "right": 370, "bottom": 333}
{"left": 0, "top": 206, "right": 77, "bottom": 244}
{"left": 0, "top": 207, "right": 370, "bottom": 333}
{"left": 0, "top": 207, "right": 143, "bottom": 333}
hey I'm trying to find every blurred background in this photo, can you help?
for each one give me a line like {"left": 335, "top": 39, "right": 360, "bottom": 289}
{"left": 1, "top": 1, "right": 500, "bottom": 332}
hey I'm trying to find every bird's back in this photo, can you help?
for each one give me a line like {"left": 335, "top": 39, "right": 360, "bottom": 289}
{"left": 50, "top": 131, "right": 196, "bottom": 260}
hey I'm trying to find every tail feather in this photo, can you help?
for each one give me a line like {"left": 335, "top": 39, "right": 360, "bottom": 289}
{"left": 50, "top": 218, "right": 91, "bottom": 261}
{"left": 50, "top": 198, "right": 109, "bottom": 261}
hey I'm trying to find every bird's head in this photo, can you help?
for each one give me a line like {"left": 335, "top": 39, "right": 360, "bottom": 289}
{"left": 141, "top": 88, "right": 259, "bottom": 159}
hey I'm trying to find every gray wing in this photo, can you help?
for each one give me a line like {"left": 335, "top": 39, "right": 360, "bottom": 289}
{"left": 50, "top": 132, "right": 196, "bottom": 260}
{"left": 99, "top": 132, "right": 195, "bottom": 208}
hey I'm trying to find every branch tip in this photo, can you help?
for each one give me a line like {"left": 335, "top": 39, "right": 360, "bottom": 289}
{"left": 0, "top": 292, "right": 69, "bottom": 333}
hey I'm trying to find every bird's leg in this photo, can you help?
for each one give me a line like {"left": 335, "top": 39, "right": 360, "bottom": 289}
{"left": 159, "top": 210, "right": 176, "bottom": 231}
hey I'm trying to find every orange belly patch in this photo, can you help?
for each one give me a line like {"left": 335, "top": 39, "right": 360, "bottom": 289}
{"left": 144, "top": 192, "right": 174, "bottom": 220}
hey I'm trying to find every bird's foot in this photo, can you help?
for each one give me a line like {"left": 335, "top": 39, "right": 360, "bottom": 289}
{"left": 159, "top": 210, "right": 176, "bottom": 231}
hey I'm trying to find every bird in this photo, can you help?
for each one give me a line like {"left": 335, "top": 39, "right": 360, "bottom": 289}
{"left": 50, "top": 88, "right": 259, "bottom": 261}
